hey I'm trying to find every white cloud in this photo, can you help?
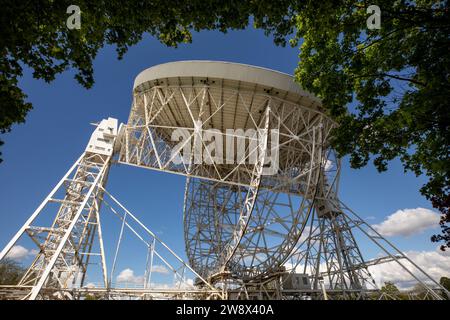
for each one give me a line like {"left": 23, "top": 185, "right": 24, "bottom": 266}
{"left": 179, "top": 278, "right": 194, "bottom": 288}
{"left": 116, "top": 265, "right": 169, "bottom": 285}
{"left": 368, "top": 249, "right": 450, "bottom": 289}
{"left": 6, "top": 245, "right": 37, "bottom": 261}
{"left": 372, "top": 208, "right": 440, "bottom": 237}
{"left": 297, "top": 226, "right": 322, "bottom": 244}
{"left": 323, "top": 159, "right": 333, "bottom": 172}
{"left": 297, "top": 226, "right": 311, "bottom": 244}
{"left": 115, "top": 268, "right": 194, "bottom": 291}
{"left": 116, "top": 268, "right": 144, "bottom": 284}
{"left": 151, "top": 265, "right": 170, "bottom": 275}
{"left": 145, "top": 279, "right": 195, "bottom": 290}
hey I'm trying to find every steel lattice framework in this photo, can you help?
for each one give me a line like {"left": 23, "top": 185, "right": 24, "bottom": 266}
{"left": 0, "top": 61, "right": 448, "bottom": 300}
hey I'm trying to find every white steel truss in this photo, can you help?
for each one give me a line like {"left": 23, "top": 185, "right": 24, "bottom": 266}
{"left": 0, "top": 80, "right": 448, "bottom": 300}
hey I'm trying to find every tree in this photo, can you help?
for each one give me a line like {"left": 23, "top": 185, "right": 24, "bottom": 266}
{"left": 0, "top": 259, "right": 25, "bottom": 285}
{"left": 1, "top": 1, "right": 449, "bottom": 249}
{"left": 290, "top": 1, "right": 450, "bottom": 250}
{"left": 441, "top": 276, "right": 450, "bottom": 290}
{"left": 378, "top": 281, "right": 412, "bottom": 300}
{"left": 380, "top": 281, "right": 400, "bottom": 295}
{"left": 440, "top": 276, "right": 450, "bottom": 299}
{"left": 411, "top": 283, "right": 430, "bottom": 299}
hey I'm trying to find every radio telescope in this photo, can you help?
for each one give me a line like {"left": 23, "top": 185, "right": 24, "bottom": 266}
{"left": 126, "top": 61, "right": 331, "bottom": 281}
{"left": 0, "top": 61, "right": 447, "bottom": 300}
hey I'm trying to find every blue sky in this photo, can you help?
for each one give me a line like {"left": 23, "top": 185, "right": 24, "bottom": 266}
{"left": 0, "top": 25, "right": 445, "bottom": 287}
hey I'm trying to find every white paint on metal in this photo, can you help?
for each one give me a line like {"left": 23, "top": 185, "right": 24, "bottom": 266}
{"left": 85, "top": 117, "right": 118, "bottom": 156}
